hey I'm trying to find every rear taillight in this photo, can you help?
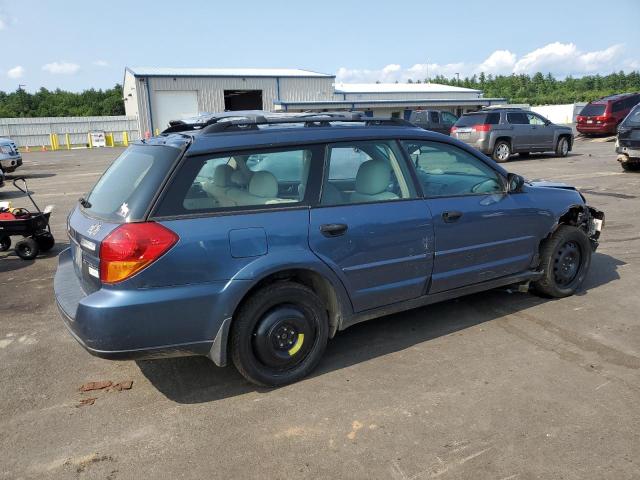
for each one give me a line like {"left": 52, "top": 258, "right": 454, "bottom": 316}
{"left": 450, "top": 126, "right": 458, "bottom": 133}
{"left": 595, "top": 115, "right": 612, "bottom": 123}
{"left": 473, "top": 124, "right": 491, "bottom": 132}
{"left": 576, "top": 115, "right": 585, "bottom": 123}
{"left": 99, "top": 222, "right": 178, "bottom": 283}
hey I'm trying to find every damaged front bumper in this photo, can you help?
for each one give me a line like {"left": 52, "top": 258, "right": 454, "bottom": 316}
{"left": 585, "top": 206, "right": 605, "bottom": 250}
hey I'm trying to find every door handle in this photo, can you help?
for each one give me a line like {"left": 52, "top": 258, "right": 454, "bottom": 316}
{"left": 442, "top": 211, "right": 463, "bottom": 223}
{"left": 320, "top": 223, "right": 348, "bottom": 237}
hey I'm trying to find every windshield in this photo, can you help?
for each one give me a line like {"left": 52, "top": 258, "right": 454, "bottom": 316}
{"left": 84, "top": 144, "right": 180, "bottom": 222}
{"left": 580, "top": 104, "right": 606, "bottom": 116}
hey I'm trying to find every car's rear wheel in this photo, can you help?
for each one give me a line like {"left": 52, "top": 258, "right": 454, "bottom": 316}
{"left": 532, "top": 225, "right": 591, "bottom": 298}
{"left": 555, "top": 137, "right": 570, "bottom": 157}
{"left": 492, "top": 140, "right": 511, "bottom": 163}
{"left": 230, "top": 282, "right": 328, "bottom": 387}
{"left": 0, "top": 235, "right": 10, "bottom": 252}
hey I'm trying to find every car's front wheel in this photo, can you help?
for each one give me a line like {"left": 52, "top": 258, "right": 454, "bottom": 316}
{"left": 492, "top": 140, "right": 511, "bottom": 163}
{"left": 532, "top": 225, "right": 592, "bottom": 298}
{"left": 230, "top": 282, "right": 329, "bottom": 387}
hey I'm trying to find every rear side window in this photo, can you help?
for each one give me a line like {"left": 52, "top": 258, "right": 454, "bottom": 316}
{"left": 84, "top": 145, "right": 180, "bottom": 222}
{"left": 455, "top": 112, "right": 499, "bottom": 127}
{"left": 507, "top": 112, "right": 529, "bottom": 124}
{"left": 154, "top": 146, "right": 319, "bottom": 216}
{"left": 429, "top": 111, "right": 440, "bottom": 123}
{"left": 612, "top": 100, "right": 625, "bottom": 113}
{"left": 320, "top": 141, "right": 417, "bottom": 206}
{"left": 580, "top": 104, "right": 606, "bottom": 116}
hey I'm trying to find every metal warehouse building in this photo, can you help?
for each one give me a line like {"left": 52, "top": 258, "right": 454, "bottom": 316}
{"left": 123, "top": 67, "right": 505, "bottom": 134}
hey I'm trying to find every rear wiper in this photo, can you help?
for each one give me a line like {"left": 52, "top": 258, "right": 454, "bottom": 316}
{"left": 78, "top": 197, "right": 92, "bottom": 208}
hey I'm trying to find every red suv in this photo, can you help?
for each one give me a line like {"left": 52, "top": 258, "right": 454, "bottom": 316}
{"left": 577, "top": 93, "right": 640, "bottom": 135}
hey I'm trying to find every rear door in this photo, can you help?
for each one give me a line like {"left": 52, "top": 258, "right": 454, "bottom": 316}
{"left": 401, "top": 140, "right": 547, "bottom": 293}
{"left": 506, "top": 112, "right": 532, "bottom": 151}
{"left": 308, "top": 140, "right": 434, "bottom": 312}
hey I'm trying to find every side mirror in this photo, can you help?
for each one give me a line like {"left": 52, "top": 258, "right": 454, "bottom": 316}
{"left": 507, "top": 173, "right": 525, "bottom": 192}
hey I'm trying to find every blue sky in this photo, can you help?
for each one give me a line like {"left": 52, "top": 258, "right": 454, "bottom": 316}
{"left": 1, "top": 0, "right": 639, "bottom": 92}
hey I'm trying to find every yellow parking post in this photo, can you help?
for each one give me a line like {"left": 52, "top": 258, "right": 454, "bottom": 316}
{"left": 49, "top": 133, "right": 56, "bottom": 151}
{"left": 54, "top": 134, "right": 60, "bottom": 150}
{"left": 154, "top": 128, "right": 159, "bottom": 136}
{"left": 65, "top": 133, "right": 71, "bottom": 150}
{"left": 122, "top": 131, "right": 129, "bottom": 147}
{"left": 88, "top": 132, "right": 93, "bottom": 148}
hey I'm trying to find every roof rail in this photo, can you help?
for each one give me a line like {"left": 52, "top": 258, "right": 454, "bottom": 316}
{"left": 161, "top": 111, "right": 415, "bottom": 134}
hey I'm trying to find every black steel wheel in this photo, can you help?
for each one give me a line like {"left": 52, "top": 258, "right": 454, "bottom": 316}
{"left": 35, "top": 232, "right": 55, "bottom": 252}
{"left": 231, "top": 282, "right": 329, "bottom": 387}
{"left": 0, "top": 235, "right": 10, "bottom": 252}
{"left": 533, "top": 225, "right": 591, "bottom": 298}
{"left": 15, "top": 237, "right": 39, "bottom": 260}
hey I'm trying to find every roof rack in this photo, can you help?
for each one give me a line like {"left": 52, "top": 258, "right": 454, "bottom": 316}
{"left": 161, "top": 111, "right": 414, "bottom": 134}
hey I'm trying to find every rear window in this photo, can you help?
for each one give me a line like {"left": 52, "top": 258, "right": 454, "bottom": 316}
{"left": 455, "top": 112, "right": 499, "bottom": 127}
{"left": 580, "top": 104, "right": 606, "bottom": 116}
{"left": 83, "top": 144, "right": 179, "bottom": 222}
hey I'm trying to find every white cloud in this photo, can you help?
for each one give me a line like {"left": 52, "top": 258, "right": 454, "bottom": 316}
{"left": 336, "top": 42, "right": 633, "bottom": 83}
{"left": 7, "top": 65, "right": 24, "bottom": 79}
{"left": 92, "top": 60, "right": 109, "bottom": 67}
{"left": 42, "top": 62, "right": 80, "bottom": 75}
{"left": 477, "top": 50, "right": 516, "bottom": 75}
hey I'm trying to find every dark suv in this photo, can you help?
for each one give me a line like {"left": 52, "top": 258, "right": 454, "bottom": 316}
{"left": 451, "top": 108, "right": 574, "bottom": 162}
{"left": 54, "top": 112, "right": 603, "bottom": 386}
{"left": 409, "top": 109, "right": 458, "bottom": 135}
{"left": 577, "top": 93, "right": 640, "bottom": 136}
{"left": 616, "top": 103, "right": 640, "bottom": 171}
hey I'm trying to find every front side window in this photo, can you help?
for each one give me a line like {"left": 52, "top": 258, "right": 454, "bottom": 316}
{"left": 527, "top": 113, "right": 546, "bottom": 125}
{"left": 154, "top": 146, "right": 316, "bottom": 216}
{"left": 320, "top": 141, "right": 417, "bottom": 206}
{"left": 402, "top": 141, "right": 504, "bottom": 197}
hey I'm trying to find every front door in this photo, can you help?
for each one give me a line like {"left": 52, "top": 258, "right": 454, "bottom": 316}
{"left": 309, "top": 140, "right": 434, "bottom": 312}
{"left": 401, "top": 140, "right": 548, "bottom": 293}
{"left": 527, "top": 112, "right": 554, "bottom": 149}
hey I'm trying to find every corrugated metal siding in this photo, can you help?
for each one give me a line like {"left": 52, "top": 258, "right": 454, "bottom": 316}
{"left": 0, "top": 116, "right": 140, "bottom": 147}
{"left": 135, "top": 75, "right": 335, "bottom": 131}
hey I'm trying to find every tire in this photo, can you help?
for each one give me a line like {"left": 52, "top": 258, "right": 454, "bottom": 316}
{"left": 532, "top": 225, "right": 592, "bottom": 298}
{"left": 15, "top": 237, "right": 39, "bottom": 260}
{"left": 621, "top": 161, "right": 640, "bottom": 172}
{"left": 492, "top": 140, "right": 511, "bottom": 163}
{"left": 230, "top": 282, "right": 329, "bottom": 387}
{"left": 555, "top": 136, "right": 570, "bottom": 157}
{"left": 35, "top": 232, "right": 55, "bottom": 252}
{"left": 0, "top": 235, "right": 10, "bottom": 252}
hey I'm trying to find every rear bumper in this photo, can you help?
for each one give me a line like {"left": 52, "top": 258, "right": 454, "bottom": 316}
{"left": 577, "top": 123, "right": 616, "bottom": 134}
{"left": 54, "top": 248, "right": 237, "bottom": 363}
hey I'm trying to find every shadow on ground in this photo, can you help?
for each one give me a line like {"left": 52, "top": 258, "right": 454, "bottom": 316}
{"left": 137, "top": 252, "right": 622, "bottom": 404}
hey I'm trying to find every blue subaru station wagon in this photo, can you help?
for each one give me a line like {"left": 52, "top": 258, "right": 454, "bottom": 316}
{"left": 54, "top": 112, "right": 604, "bottom": 386}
